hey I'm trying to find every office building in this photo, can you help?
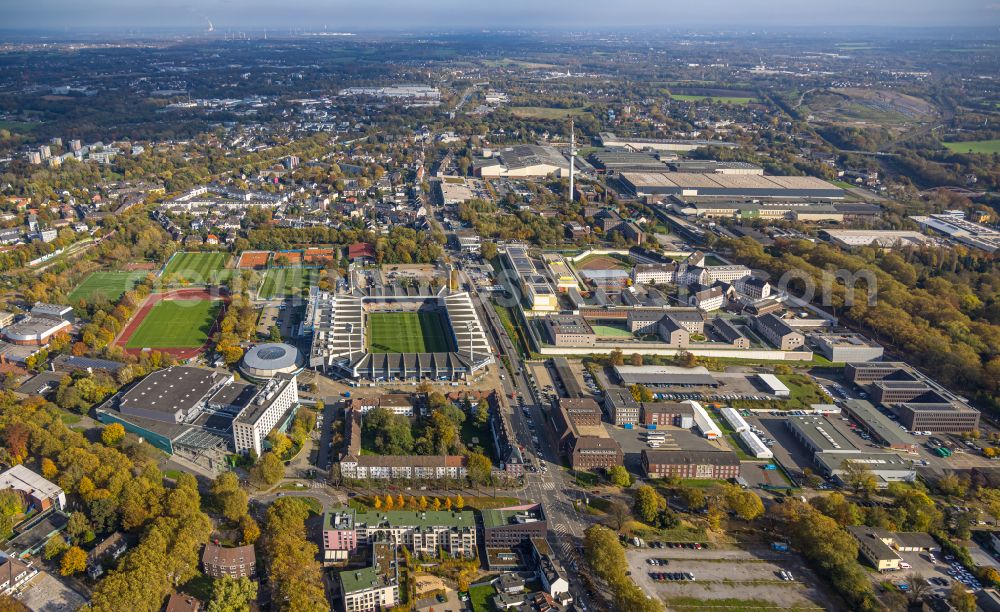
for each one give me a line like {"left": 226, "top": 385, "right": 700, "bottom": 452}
{"left": 542, "top": 315, "right": 596, "bottom": 347}
{"left": 641, "top": 433, "right": 739, "bottom": 480}
{"left": 602, "top": 387, "right": 641, "bottom": 426}
{"left": 812, "top": 334, "right": 884, "bottom": 362}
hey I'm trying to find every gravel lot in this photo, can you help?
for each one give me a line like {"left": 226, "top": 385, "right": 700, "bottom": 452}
{"left": 17, "top": 570, "right": 86, "bottom": 612}
{"left": 626, "top": 544, "right": 830, "bottom": 610}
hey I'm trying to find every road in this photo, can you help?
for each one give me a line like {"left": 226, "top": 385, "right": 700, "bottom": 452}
{"left": 463, "top": 263, "right": 599, "bottom": 608}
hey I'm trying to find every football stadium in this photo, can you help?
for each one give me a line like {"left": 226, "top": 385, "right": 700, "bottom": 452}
{"left": 304, "top": 285, "right": 493, "bottom": 381}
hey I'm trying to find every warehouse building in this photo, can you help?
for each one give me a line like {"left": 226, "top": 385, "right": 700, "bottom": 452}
{"left": 820, "top": 229, "right": 932, "bottom": 250}
{"left": 474, "top": 145, "right": 570, "bottom": 178}
{"left": 620, "top": 172, "right": 845, "bottom": 199}
{"left": 599, "top": 132, "right": 737, "bottom": 152}
{"left": 612, "top": 365, "right": 719, "bottom": 388}
{"left": 841, "top": 400, "right": 917, "bottom": 451}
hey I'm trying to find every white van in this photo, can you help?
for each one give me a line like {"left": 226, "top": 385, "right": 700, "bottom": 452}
{"left": 900, "top": 562, "right": 912, "bottom": 569}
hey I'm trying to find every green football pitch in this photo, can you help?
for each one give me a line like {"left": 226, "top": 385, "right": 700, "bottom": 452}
{"left": 69, "top": 271, "right": 145, "bottom": 303}
{"left": 162, "top": 252, "right": 231, "bottom": 284}
{"left": 367, "top": 311, "right": 453, "bottom": 354}
{"left": 260, "top": 268, "right": 320, "bottom": 299}
{"left": 126, "top": 300, "right": 222, "bottom": 348}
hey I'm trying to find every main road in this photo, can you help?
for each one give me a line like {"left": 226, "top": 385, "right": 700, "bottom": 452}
{"left": 463, "top": 264, "right": 599, "bottom": 608}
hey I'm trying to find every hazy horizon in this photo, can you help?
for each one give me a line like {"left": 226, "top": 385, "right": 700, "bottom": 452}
{"left": 4, "top": 0, "right": 999, "bottom": 33}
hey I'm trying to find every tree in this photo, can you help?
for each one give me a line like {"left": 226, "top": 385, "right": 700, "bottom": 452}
{"left": 629, "top": 384, "right": 653, "bottom": 403}
{"left": 584, "top": 525, "right": 663, "bottom": 612}
{"left": 905, "top": 573, "right": 930, "bottom": 603}
{"left": 240, "top": 515, "right": 261, "bottom": 545}
{"left": 264, "top": 498, "right": 329, "bottom": 611}
{"left": 212, "top": 472, "right": 249, "bottom": 522}
{"left": 607, "top": 501, "right": 631, "bottom": 532}
{"left": 466, "top": 452, "right": 492, "bottom": 485}
{"left": 609, "top": 349, "right": 624, "bottom": 366}
{"left": 252, "top": 452, "right": 284, "bottom": 486}
{"left": 433, "top": 497, "right": 442, "bottom": 511}
{"left": 384, "top": 494, "right": 395, "bottom": 510}
{"left": 629, "top": 353, "right": 643, "bottom": 366}
{"left": 373, "top": 496, "right": 382, "bottom": 510}
{"left": 680, "top": 487, "right": 706, "bottom": 511}
{"left": 66, "top": 512, "right": 90, "bottom": 542}
{"left": 60, "top": 546, "right": 87, "bottom": 576}
{"left": 724, "top": 485, "right": 764, "bottom": 521}
{"left": 445, "top": 498, "right": 452, "bottom": 511}
{"left": 43, "top": 534, "right": 68, "bottom": 560}
{"left": 810, "top": 493, "right": 860, "bottom": 527}
{"left": 455, "top": 494, "right": 464, "bottom": 510}
{"left": 40, "top": 457, "right": 57, "bottom": 479}
{"left": 101, "top": 423, "right": 126, "bottom": 446}
{"left": 207, "top": 576, "right": 258, "bottom": 612}
{"left": 607, "top": 465, "right": 631, "bottom": 488}
{"left": 419, "top": 496, "right": 428, "bottom": 510}
{"left": 842, "top": 460, "right": 878, "bottom": 497}
{"left": 634, "top": 485, "right": 664, "bottom": 523}
{"left": 948, "top": 582, "right": 976, "bottom": 612}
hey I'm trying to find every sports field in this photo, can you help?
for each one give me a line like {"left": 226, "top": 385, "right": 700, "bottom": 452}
{"left": 367, "top": 311, "right": 452, "bottom": 354}
{"left": 671, "top": 94, "right": 754, "bottom": 104}
{"left": 162, "top": 252, "right": 231, "bottom": 284}
{"left": 68, "top": 271, "right": 144, "bottom": 303}
{"left": 943, "top": 139, "right": 1000, "bottom": 154}
{"left": 260, "top": 268, "right": 320, "bottom": 299}
{"left": 125, "top": 300, "right": 222, "bottom": 349}
{"left": 592, "top": 324, "right": 633, "bottom": 338}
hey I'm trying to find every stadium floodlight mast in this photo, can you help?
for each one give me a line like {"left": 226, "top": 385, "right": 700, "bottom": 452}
{"left": 464, "top": 321, "right": 475, "bottom": 360}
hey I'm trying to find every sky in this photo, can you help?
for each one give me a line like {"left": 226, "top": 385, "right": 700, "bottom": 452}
{"left": 3, "top": 0, "right": 999, "bottom": 32}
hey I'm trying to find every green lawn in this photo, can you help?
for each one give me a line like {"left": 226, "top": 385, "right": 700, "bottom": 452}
{"left": 162, "top": 252, "right": 231, "bottom": 285}
{"left": 69, "top": 271, "right": 145, "bottom": 303}
{"left": 667, "top": 596, "right": 810, "bottom": 611}
{"left": 777, "top": 374, "right": 828, "bottom": 409}
{"left": 591, "top": 324, "right": 633, "bottom": 338}
{"left": 943, "top": 139, "right": 1000, "bottom": 154}
{"left": 260, "top": 268, "right": 320, "bottom": 299}
{"left": 367, "top": 311, "right": 453, "bottom": 354}
{"left": 468, "top": 583, "right": 496, "bottom": 612}
{"left": 126, "top": 300, "right": 222, "bottom": 348}
{"left": 671, "top": 94, "right": 755, "bottom": 104}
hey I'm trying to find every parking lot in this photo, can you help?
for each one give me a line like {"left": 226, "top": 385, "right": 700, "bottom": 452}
{"left": 626, "top": 543, "right": 831, "bottom": 609}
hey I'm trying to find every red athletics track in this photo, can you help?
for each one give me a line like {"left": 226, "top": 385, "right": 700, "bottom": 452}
{"left": 115, "top": 288, "right": 229, "bottom": 359}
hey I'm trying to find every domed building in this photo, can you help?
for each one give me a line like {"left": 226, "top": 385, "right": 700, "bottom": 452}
{"left": 240, "top": 342, "right": 303, "bottom": 380}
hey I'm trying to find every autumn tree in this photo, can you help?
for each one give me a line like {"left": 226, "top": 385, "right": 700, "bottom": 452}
{"left": 101, "top": 423, "right": 126, "bottom": 446}
{"left": 60, "top": 546, "right": 87, "bottom": 576}
{"left": 207, "top": 576, "right": 258, "bottom": 612}
{"left": 211, "top": 472, "right": 249, "bottom": 522}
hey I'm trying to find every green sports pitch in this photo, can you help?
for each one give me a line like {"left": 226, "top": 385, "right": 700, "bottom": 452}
{"left": 260, "top": 268, "right": 320, "bottom": 299}
{"left": 126, "top": 300, "right": 222, "bottom": 349}
{"left": 69, "top": 271, "right": 145, "bottom": 303}
{"left": 162, "top": 252, "right": 231, "bottom": 284}
{"left": 367, "top": 311, "right": 453, "bottom": 354}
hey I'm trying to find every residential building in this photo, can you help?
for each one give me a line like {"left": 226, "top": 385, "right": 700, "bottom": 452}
{"left": 86, "top": 532, "right": 128, "bottom": 579}
{"left": 322, "top": 509, "right": 358, "bottom": 561}
{"left": 346, "top": 394, "right": 415, "bottom": 417}
{"left": 733, "top": 277, "right": 771, "bottom": 300}
{"left": 202, "top": 543, "right": 256, "bottom": 579}
{"left": 340, "top": 538, "right": 400, "bottom": 612}
{"left": 0, "top": 558, "right": 36, "bottom": 596}
{"left": 688, "top": 285, "right": 725, "bottom": 312}
{"left": 352, "top": 510, "right": 477, "bottom": 558}
{"left": 527, "top": 538, "right": 570, "bottom": 598}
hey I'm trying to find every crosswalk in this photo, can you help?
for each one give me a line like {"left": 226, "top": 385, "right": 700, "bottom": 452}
{"left": 541, "top": 481, "right": 556, "bottom": 490}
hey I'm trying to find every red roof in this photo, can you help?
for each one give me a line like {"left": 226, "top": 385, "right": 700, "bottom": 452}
{"left": 348, "top": 242, "right": 375, "bottom": 260}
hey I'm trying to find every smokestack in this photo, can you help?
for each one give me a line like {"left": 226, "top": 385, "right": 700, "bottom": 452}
{"left": 569, "top": 119, "right": 575, "bottom": 204}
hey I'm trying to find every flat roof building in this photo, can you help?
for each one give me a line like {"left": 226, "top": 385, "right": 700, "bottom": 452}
{"left": 620, "top": 171, "right": 844, "bottom": 199}
{"left": 542, "top": 315, "right": 596, "bottom": 347}
{"left": 812, "top": 333, "right": 884, "bottom": 363}
{"left": 641, "top": 431, "right": 740, "bottom": 480}
{"left": 842, "top": 400, "right": 918, "bottom": 451}
{"left": 612, "top": 365, "right": 719, "bottom": 388}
